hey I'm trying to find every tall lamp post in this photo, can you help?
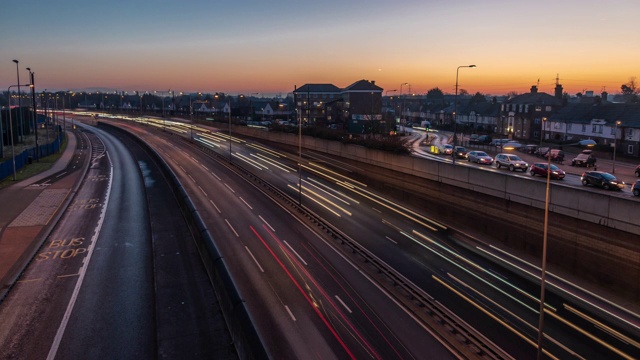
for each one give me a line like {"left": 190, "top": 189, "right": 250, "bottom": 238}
{"left": 399, "top": 83, "right": 408, "bottom": 128}
{"left": 539, "top": 117, "right": 547, "bottom": 148}
{"left": 534, "top": 138, "right": 596, "bottom": 359}
{"left": 452, "top": 65, "right": 476, "bottom": 165}
{"left": 13, "top": 60, "right": 24, "bottom": 144}
{"left": 6, "top": 84, "right": 31, "bottom": 180}
{"left": 612, "top": 120, "right": 621, "bottom": 174}
{"left": 26, "top": 67, "right": 39, "bottom": 161}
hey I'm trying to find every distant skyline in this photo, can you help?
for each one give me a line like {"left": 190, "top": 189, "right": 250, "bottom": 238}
{"left": 1, "top": 0, "right": 638, "bottom": 97}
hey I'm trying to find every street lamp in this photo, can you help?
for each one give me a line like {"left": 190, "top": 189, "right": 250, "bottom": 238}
{"left": 536, "top": 138, "right": 595, "bottom": 359}
{"left": 612, "top": 120, "right": 621, "bottom": 174}
{"left": 452, "top": 65, "right": 476, "bottom": 165}
{"left": 539, "top": 117, "right": 547, "bottom": 148}
{"left": 399, "top": 83, "right": 408, "bottom": 128}
{"left": 6, "top": 84, "right": 31, "bottom": 180}
{"left": 13, "top": 60, "right": 24, "bottom": 144}
{"left": 26, "top": 67, "right": 39, "bottom": 161}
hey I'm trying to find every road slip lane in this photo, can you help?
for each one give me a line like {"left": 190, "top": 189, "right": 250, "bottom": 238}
{"left": 0, "top": 130, "right": 110, "bottom": 360}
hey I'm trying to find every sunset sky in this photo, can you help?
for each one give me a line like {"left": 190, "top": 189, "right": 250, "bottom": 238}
{"left": 1, "top": 0, "right": 638, "bottom": 97}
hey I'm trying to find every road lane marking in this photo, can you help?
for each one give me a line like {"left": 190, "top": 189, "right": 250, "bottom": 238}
{"left": 239, "top": 197, "right": 253, "bottom": 209}
{"left": 224, "top": 183, "right": 235, "bottom": 193}
{"left": 285, "top": 305, "right": 297, "bottom": 321}
{"left": 198, "top": 186, "right": 207, "bottom": 197}
{"left": 283, "top": 241, "right": 307, "bottom": 266}
{"left": 16, "top": 278, "right": 42, "bottom": 283}
{"left": 245, "top": 246, "right": 264, "bottom": 273}
{"left": 224, "top": 219, "right": 239, "bottom": 237}
{"left": 209, "top": 199, "right": 221, "bottom": 213}
{"left": 258, "top": 215, "right": 274, "bottom": 232}
{"left": 334, "top": 295, "right": 352, "bottom": 313}
{"left": 47, "top": 155, "right": 114, "bottom": 360}
{"left": 385, "top": 236, "right": 398, "bottom": 244}
{"left": 57, "top": 273, "right": 80, "bottom": 278}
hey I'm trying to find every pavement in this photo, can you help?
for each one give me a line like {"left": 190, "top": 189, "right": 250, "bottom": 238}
{"left": 0, "top": 130, "right": 83, "bottom": 300}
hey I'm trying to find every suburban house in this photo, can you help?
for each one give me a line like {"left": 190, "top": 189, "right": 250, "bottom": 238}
{"left": 547, "top": 102, "right": 640, "bottom": 157}
{"left": 293, "top": 80, "right": 384, "bottom": 134}
{"left": 502, "top": 84, "right": 564, "bottom": 142}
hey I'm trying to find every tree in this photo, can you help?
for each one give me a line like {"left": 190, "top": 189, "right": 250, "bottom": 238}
{"left": 426, "top": 87, "right": 444, "bottom": 100}
{"left": 458, "top": 89, "right": 469, "bottom": 96}
{"left": 620, "top": 77, "right": 639, "bottom": 103}
{"left": 469, "top": 92, "right": 486, "bottom": 104}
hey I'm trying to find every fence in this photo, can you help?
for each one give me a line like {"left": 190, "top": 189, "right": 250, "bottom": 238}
{"left": 0, "top": 133, "right": 62, "bottom": 182}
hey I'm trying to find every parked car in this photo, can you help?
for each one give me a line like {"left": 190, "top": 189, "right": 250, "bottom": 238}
{"left": 494, "top": 153, "right": 529, "bottom": 172}
{"left": 439, "top": 144, "right": 454, "bottom": 155}
{"left": 571, "top": 149, "right": 596, "bottom": 167}
{"left": 519, "top": 144, "right": 538, "bottom": 154}
{"left": 452, "top": 146, "right": 468, "bottom": 159}
{"left": 632, "top": 180, "right": 640, "bottom": 196}
{"left": 529, "top": 163, "right": 566, "bottom": 179}
{"left": 541, "top": 148, "right": 565, "bottom": 163}
{"left": 580, "top": 171, "right": 625, "bottom": 190}
{"left": 490, "top": 139, "right": 511, "bottom": 147}
{"left": 467, "top": 150, "right": 493, "bottom": 164}
{"left": 470, "top": 135, "right": 492, "bottom": 145}
{"left": 635, "top": 164, "right": 640, "bottom": 177}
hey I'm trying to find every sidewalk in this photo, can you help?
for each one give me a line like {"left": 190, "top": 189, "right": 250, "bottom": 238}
{"left": 0, "top": 130, "right": 82, "bottom": 300}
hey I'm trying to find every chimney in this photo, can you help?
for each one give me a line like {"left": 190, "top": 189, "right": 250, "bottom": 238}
{"left": 601, "top": 91, "right": 608, "bottom": 102}
{"left": 530, "top": 85, "right": 538, "bottom": 94}
{"left": 555, "top": 83, "right": 563, "bottom": 99}
{"left": 371, "top": 80, "right": 375, "bottom": 85}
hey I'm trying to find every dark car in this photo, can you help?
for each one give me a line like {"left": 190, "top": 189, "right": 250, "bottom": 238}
{"left": 519, "top": 144, "right": 538, "bottom": 154}
{"left": 632, "top": 180, "right": 640, "bottom": 196}
{"left": 530, "top": 163, "right": 566, "bottom": 180}
{"left": 470, "top": 135, "right": 492, "bottom": 145}
{"left": 581, "top": 171, "right": 625, "bottom": 190}
{"left": 452, "top": 146, "right": 468, "bottom": 159}
{"left": 571, "top": 149, "right": 596, "bottom": 167}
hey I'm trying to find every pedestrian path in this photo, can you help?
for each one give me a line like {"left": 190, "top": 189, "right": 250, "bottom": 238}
{"left": 0, "top": 131, "right": 80, "bottom": 299}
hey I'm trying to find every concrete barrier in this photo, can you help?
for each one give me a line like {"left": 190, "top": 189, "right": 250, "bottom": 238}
{"left": 232, "top": 126, "right": 640, "bottom": 236}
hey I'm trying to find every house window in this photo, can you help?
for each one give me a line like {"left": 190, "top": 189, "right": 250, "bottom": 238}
{"left": 567, "top": 123, "right": 572, "bottom": 131}
{"left": 582, "top": 124, "right": 586, "bottom": 133}
{"left": 592, "top": 124, "right": 603, "bottom": 133}
{"left": 546, "top": 106, "right": 552, "bottom": 111}
{"left": 628, "top": 145, "right": 634, "bottom": 154}
{"left": 313, "top": 94, "right": 318, "bottom": 98}
{"left": 533, "top": 130, "right": 540, "bottom": 138}
{"left": 553, "top": 122, "right": 560, "bottom": 129}
{"left": 626, "top": 128, "right": 634, "bottom": 138}
{"left": 535, "top": 106, "right": 541, "bottom": 111}
{"left": 534, "top": 118, "right": 541, "bottom": 124}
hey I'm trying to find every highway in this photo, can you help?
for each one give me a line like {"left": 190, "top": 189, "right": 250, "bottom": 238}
{"left": 131, "top": 115, "right": 639, "bottom": 359}
{"left": 115, "top": 120, "right": 457, "bottom": 359}
{"left": 3, "top": 111, "right": 637, "bottom": 359}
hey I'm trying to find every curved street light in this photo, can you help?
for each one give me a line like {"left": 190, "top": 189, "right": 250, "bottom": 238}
{"left": 452, "top": 65, "right": 476, "bottom": 165}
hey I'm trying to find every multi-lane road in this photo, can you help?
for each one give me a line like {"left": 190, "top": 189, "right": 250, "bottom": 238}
{"left": 1, "top": 114, "right": 638, "bottom": 359}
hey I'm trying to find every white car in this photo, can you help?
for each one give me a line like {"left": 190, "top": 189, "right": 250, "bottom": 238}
{"left": 439, "top": 144, "right": 453, "bottom": 155}
{"left": 467, "top": 150, "right": 493, "bottom": 164}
